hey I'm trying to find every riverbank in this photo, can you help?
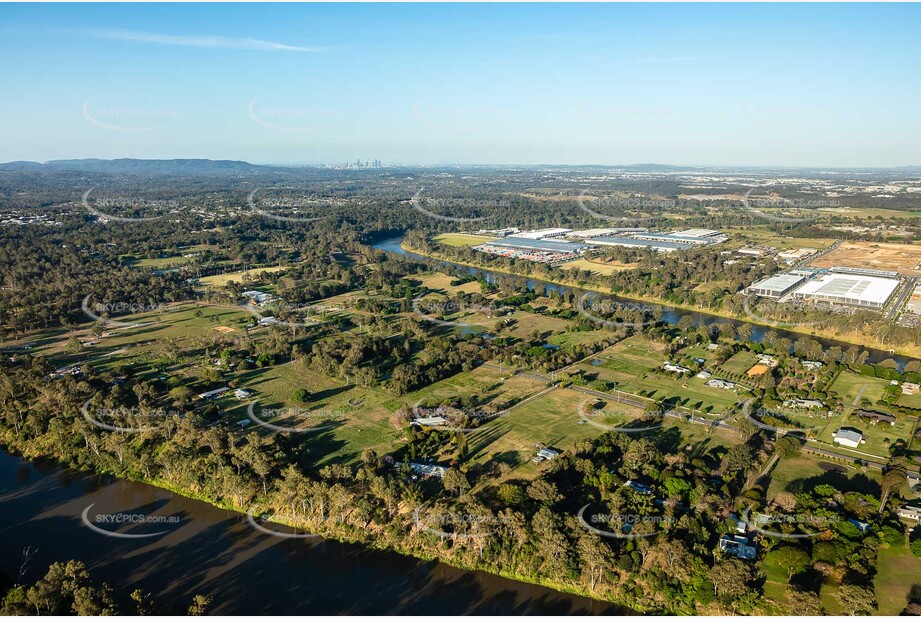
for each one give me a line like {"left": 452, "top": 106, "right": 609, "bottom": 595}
{"left": 401, "top": 241, "right": 921, "bottom": 359}
{"left": 0, "top": 440, "right": 639, "bottom": 614}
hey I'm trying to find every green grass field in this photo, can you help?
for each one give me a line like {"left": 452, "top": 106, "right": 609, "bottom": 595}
{"left": 765, "top": 452, "right": 881, "bottom": 501}
{"left": 829, "top": 371, "right": 891, "bottom": 408}
{"left": 37, "top": 302, "right": 255, "bottom": 373}
{"left": 720, "top": 350, "right": 760, "bottom": 375}
{"left": 432, "top": 233, "right": 497, "bottom": 247}
{"left": 405, "top": 364, "right": 544, "bottom": 411}
{"left": 133, "top": 255, "right": 197, "bottom": 268}
{"left": 722, "top": 227, "right": 837, "bottom": 251}
{"left": 465, "top": 387, "right": 605, "bottom": 479}
{"left": 875, "top": 543, "right": 921, "bottom": 615}
{"left": 812, "top": 410, "right": 914, "bottom": 459}
{"left": 412, "top": 271, "right": 484, "bottom": 295}
{"left": 558, "top": 258, "right": 635, "bottom": 276}
{"left": 222, "top": 361, "right": 402, "bottom": 466}
{"left": 759, "top": 550, "right": 791, "bottom": 611}
{"left": 198, "top": 266, "right": 289, "bottom": 287}
{"left": 897, "top": 392, "right": 921, "bottom": 410}
{"left": 822, "top": 207, "right": 921, "bottom": 220}
{"left": 574, "top": 336, "right": 742, "bottom": 415}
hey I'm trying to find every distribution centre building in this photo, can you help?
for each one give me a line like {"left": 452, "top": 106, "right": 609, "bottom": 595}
{"left": 483, "top": 237, "right": 591, "bottom": 254}
{"left": 746, "top": 274, "right": 807, "bottom": 299}
{"left": 792, "top": 273, "right": 900, "bottom": 310}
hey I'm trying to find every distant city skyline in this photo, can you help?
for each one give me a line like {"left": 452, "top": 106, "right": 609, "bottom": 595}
{"left": 1, "top": 3, "right": 919, "bottom": 167}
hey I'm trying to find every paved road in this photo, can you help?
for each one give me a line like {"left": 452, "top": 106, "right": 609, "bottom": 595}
{"left": 886, "top": 276, "right": 917, "bottom": 320}
{"left": 797, "top": 239, "right": 840, "bottom": 268}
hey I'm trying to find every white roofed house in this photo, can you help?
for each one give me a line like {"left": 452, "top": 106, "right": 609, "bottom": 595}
{"left": 198, "top": 386, "right": 230, "bottom": 400}
{"left": 663, "top": 362, "right": 691, "bottom": 374}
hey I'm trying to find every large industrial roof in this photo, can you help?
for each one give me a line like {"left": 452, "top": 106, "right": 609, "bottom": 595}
{"left": 485, "top": 237, "right": 590, "bottom": 253}
{"left": 671, "top": 228, "right": 722, "bottom": 238}
{"left": 795, "top": 273, "right": 899, "bottom": 305}
{"left": 749, "top": 274, "right": 806, "bottom": 293}
{"left": 585, "top": 236, "right": 691, "bottom": 251}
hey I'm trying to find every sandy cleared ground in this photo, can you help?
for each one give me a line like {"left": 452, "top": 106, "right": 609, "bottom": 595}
{"left": 810, "top": 241, "right": 921, "bottom": 275}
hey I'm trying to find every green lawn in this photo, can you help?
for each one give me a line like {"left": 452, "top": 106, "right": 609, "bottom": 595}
{"left": 574, "top": 336, "right": 742, "bottom": 416}
{"left": 813, "top": 409, "right": 912, "bottom": 460}
{"left": 133, "top": 255, "right": 197, "bottom": 268}
{"left": 759, "top": 550, "right": 791, "bottom": 611}
{"left": 432, "top": 233, "right": 497, "bottom": 247}
{"left": 465, "top": 387, "right": 606, "bottom": 479}
{"left": 406, "top": 365, "right": 544, "bottom": 411}
{"left": 39, "top": 302, "right": 255, "bottom": 373}
{"left": 198, "top": 266, "right": 289, "bottom": 287}
{"left": 720, "top": 350, "right": 760, "bottom": 375}
{"left": 226, "top": 361, "right": 403, "bottom": 467}
{"left": 897, "top": 392, "right": 921, "bottom": 410}
{"left": 545, "top": 329, "right": 616, "bottom": 350}
{"left": 765, "top": 452, "right": 881, "bottom": 501}
{"left": 875, "top": 543, "right": 921, "bottom": 615}
{"left": 829, "top": 371, "right": 891, "bottom": 408}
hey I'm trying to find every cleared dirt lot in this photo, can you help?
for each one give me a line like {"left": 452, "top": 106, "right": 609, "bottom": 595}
{"left": 810, "top": 241, "right": 921, "bottom": 275}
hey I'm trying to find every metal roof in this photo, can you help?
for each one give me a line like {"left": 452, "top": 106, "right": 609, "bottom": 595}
{"left": 585, "top": 236, "right": 691, "bottom": 251}
{"left": 485, "top": 237, "right": 590, "bottom": 253}
{"left": 749, "top": 274, "right": 806, "bottom": 293}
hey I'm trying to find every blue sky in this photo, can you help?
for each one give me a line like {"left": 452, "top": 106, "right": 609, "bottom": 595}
{"left": 0, "top": 3, "right": 919, "bottom": 167}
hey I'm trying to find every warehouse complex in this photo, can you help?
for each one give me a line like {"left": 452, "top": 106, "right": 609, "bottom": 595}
{"left": 746, "top": 269, "right": 901, "bottom": 310}
{"left": 584, "top": 228, "right": 728, "bottom": 253}
{"left": 586, "top": 236, "right": 693, "bottom": 252}
{"left": 747, "top": 274, "right": 807, "bottom": 299}
{"left": 483, "top": 237, "right": 591, "bottom": 254}
{"left": 475, "top": 236, "right": 592, "bottom": 263}
{"left": 472, "top": 227, "right": 729, "bottom": 260}
{"left": 792, "top": 273, "right": 900, "bottom": 310}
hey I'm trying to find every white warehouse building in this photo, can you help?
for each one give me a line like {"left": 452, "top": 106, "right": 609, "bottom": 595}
{"left": 792, "top": 273, "right": 899, "bottom": 310}
{"left": 747, "top": 274, "right": 807, "bottom": 299}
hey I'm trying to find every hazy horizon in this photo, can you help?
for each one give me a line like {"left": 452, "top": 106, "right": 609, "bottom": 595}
{"left": 2, "top": 3, "right": 920, "bottom": 167}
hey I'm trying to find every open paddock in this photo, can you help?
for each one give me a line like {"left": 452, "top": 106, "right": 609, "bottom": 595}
{"left": 810, "top": 241, "right": 921, "bottom": 275}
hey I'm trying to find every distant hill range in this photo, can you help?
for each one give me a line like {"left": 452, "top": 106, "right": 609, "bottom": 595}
{"left": 0, "top": 158, "right": 264, "bottom": 174}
